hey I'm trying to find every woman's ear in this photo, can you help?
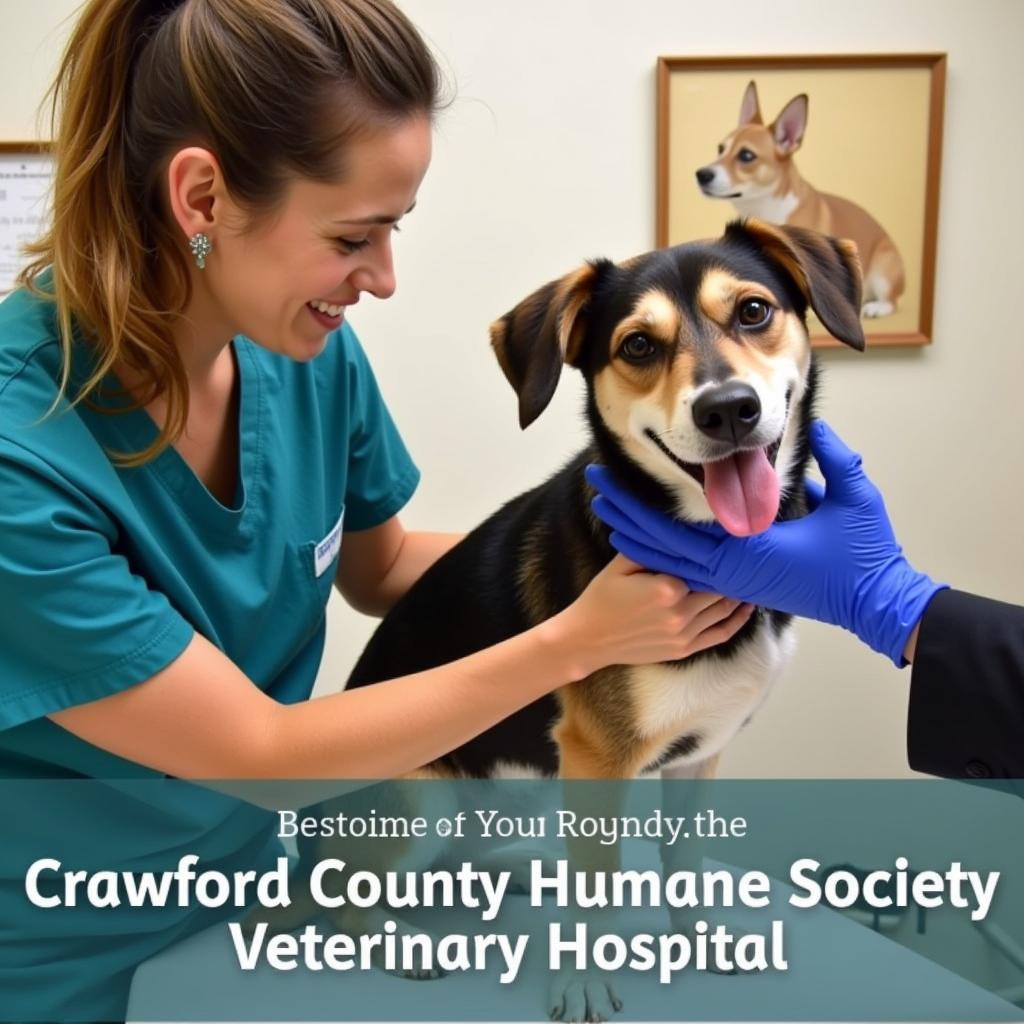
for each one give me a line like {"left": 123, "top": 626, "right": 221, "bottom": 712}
{"left": 165, "top": 146, "right": 223, "bottom": 242}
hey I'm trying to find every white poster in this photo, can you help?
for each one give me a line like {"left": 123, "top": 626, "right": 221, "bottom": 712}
{"left": 0, "top": 152, "right": 53, "bottom": 295}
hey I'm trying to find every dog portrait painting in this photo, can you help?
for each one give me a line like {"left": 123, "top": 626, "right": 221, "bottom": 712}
{"left": 657, "top": 54, "right": 946, "bottom": 346}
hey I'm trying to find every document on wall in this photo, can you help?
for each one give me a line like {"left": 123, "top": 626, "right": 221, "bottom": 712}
{"left": 0, "top": 152, "right": 53, "bottom": 295}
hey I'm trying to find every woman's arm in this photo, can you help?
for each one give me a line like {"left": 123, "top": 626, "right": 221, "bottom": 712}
{"left": 335, "top": 515, "right": 463, "bottom": 616}
{"left": 50, "top": 555, "right": 754, "bottom": 780}
{"left": 51, "top": 622, "right": 575, "bottom": 779}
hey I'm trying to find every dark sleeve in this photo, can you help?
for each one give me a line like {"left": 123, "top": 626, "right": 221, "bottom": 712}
{"left": 907, "top": 588, "right": 1024, "bottom": 779}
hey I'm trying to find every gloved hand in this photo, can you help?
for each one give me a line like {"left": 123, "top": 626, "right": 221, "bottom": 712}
{"left": 586, "top": 420, "right": 948, "bottom": 666}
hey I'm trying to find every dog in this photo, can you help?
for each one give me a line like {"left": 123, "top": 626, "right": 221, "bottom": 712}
{"left": 266, "top": 218, "right": 865, "bottom": 1019}
{"left": 696, "top": 80, "right": 903, "bottom": 319}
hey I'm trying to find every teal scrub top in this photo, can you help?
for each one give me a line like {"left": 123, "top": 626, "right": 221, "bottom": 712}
{"left": 0, "top": 279, "right": 420, "bottom": 1019}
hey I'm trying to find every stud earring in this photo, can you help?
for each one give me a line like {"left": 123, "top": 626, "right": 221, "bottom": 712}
{"left": 189, "top": 232, "right": 212, "bottom": 270}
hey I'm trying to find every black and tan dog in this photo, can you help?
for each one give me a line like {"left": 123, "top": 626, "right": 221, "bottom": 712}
{"left": 345, "top": 217, "right": 863, "bottom": 778}
{"left": 273, "top": 218, "right": 865, "bottom": 1018}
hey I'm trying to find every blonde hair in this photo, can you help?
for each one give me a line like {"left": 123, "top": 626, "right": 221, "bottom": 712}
{"left": 19, "top": 0, "right": 443, "bottom": 464}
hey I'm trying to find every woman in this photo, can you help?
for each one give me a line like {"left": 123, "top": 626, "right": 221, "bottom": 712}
{"left": 0, "top": 0, "right": 750, "bottom": 1015}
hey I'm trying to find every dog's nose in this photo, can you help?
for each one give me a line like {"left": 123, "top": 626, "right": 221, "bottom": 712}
{"left": 693, "top": 382, "right": 761, "bottom": 443}
{"left": 696, "top": 167, "right": 716, "bottom": 186}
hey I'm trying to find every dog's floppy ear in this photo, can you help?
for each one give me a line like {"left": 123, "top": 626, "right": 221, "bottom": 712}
{"left": 727, "top": 218, "right": 866, "bottom": 350}
{"left": 490, "top": 260, "right": 609, "bottom": 429}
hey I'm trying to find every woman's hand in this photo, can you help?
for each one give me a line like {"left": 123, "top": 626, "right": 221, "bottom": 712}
{"left": 548, "top": 554, "right": 754, "bottom": 681}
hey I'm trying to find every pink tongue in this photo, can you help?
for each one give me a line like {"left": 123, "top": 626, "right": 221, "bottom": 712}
{"left": 703, "top": 448, "right": 780, "bottom": 537}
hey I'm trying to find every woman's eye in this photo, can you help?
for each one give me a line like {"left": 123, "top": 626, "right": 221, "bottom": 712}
{"left": 337, "top": 237, "right": 370, "bottom": 254}
{"left": 737, "top": 298, "right": 773, "bottom": 328}
{"left": 620, "top": 333, "right": 656, "bottom": 362}
{"left": 336, "top": 223, "right": 401, "bottom": 255}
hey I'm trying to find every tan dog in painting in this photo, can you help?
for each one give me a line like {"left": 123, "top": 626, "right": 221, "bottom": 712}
{"left": 696, "top": 80, "right": 904, "bottom": 318}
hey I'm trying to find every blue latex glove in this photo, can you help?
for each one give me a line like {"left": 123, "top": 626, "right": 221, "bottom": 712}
{"left": 586, "top": 420, "right": 947, "bottom": 667}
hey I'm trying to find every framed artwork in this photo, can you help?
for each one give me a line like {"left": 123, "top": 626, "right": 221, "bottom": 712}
{"left": 0, "top": 142, "right": 53, "bottom": 296}
{"left": 656, "top": 54, "right": 946, "bottom": 346}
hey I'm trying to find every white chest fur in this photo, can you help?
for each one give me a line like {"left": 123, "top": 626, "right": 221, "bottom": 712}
{"left": 731, "top": 192, "right": 800, "bottom": 225}
{"left": 630, "top": 619, "right": 796, "bottom": 773}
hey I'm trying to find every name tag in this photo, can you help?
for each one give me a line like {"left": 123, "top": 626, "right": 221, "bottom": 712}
{"left": 314, "top": 507, "right": 345, "bottom": 578}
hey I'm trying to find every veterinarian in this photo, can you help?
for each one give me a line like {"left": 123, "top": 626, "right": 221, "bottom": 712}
{"left": 0, "top": 0, "right": 755, "bottom": 1018}
{"left": 589, "top": 420, "right": 1024, "bottom": 780}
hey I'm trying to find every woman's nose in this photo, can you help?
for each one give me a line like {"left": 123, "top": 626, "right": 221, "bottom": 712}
{"left": 352, "top": 239, "right": 396, "bottom": 300}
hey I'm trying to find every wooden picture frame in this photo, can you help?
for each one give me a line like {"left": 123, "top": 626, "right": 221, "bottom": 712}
{"left": 656, "top": 54, "right": 946, "bottom": 347}
{"left": 0, "top": 141, "right": 53, "bottom": 296}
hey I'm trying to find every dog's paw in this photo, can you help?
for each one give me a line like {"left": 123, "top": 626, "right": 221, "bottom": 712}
{"left": 353, "top": 911, "right": 448, "bottom": 982}
{"left": 862, "top": 300, "right": 895, "bottom": 318}
{"left": 382, "top": 957, "right": 447, "bottom": 982}
{"left": 547, "top": 967, "right": 622, "bottom": 1022}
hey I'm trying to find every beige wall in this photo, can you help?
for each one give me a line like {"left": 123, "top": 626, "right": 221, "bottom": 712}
{"left": 4, "top": 0, "right": 1022, "bottom": 779}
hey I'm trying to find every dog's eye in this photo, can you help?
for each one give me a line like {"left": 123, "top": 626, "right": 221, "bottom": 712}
{"left": 717, "top": 143, "right": 725, "bottom": 156}
{"left": 738, "top": 148, "right": 757, "bottom": 163}
{"left": 737, "top": 298, "right": 773, "bottom": 328}
{"left": 619, "top": 333, "right": 657, "bottom": 362}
